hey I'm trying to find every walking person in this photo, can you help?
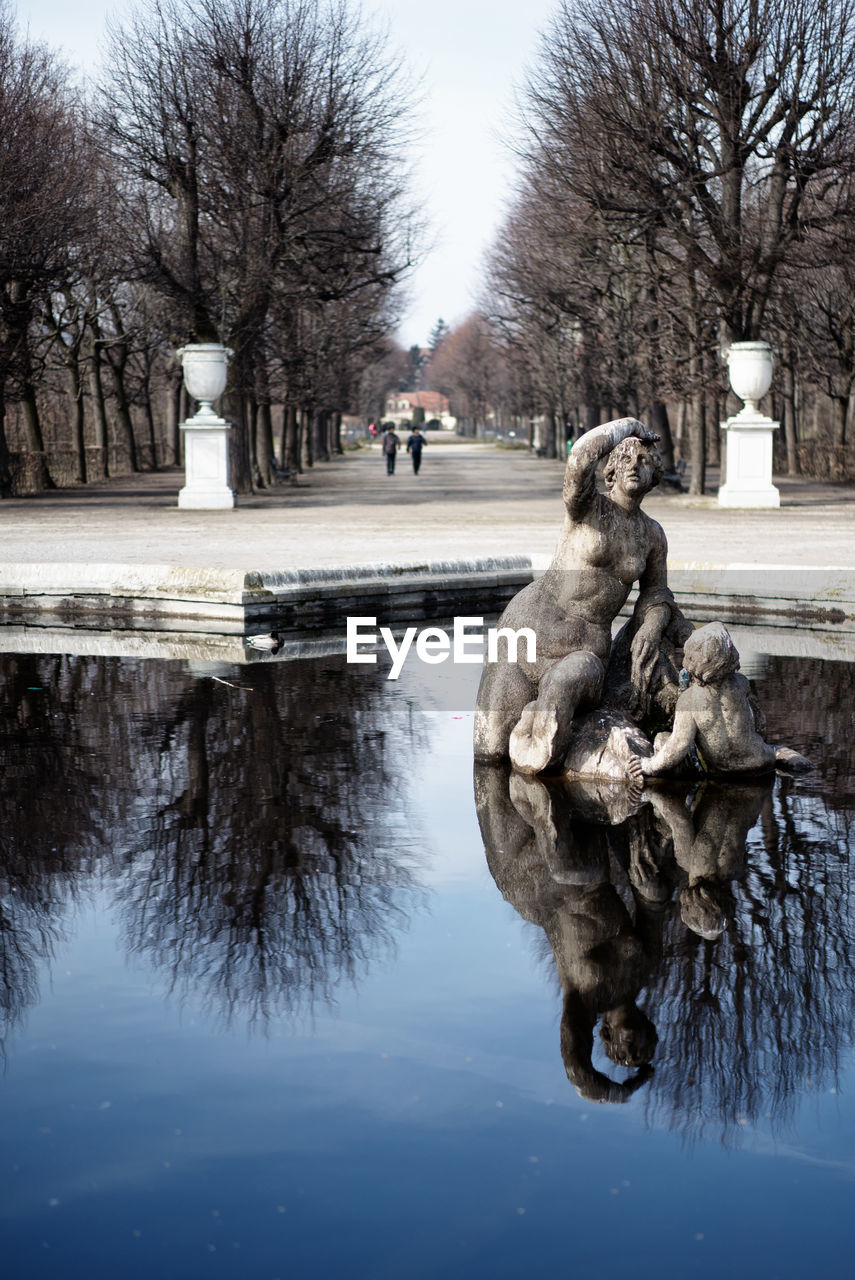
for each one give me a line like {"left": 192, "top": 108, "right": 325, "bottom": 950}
{"left": 382, "top": 424, "right": 401, "bottom": 474}
{"left": 406, "top": 425, "right": 427, "bottom": 474}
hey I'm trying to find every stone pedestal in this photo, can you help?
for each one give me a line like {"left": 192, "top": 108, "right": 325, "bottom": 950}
{"left": 718, "top": 409, "right": 780, "bottom": 508}
{"left": 178, "top": 412, "right": 235, "bottom": 509}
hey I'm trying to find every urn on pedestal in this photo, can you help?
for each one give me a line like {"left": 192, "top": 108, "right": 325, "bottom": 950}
{"left": 176, "top": 342, "right": 236, "bottom": 510}
{"left": 718, "top": 339, "right": 781, "bottom": 509}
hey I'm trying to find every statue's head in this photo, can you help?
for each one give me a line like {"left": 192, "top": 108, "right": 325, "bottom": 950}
{"left": 559, "top": 992, "right": 656, "bottom": 1103}
{"left": 682, "top": 621, "right": 740, "bottom": 686}
{"left": 603, "top": 437, "right": 663, "bottom": 496}
{"left": 680, "top": 881, "right": 731, "bottom": 940}
{"left": 599, "top": 1003, "right": 659, "bottom": 1068}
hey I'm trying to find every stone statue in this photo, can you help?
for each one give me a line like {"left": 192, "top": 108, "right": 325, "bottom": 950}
{"left": 474, "top": 418, "right": 684, "bottom": 774}
{"left": 640, "top": 622, "right": 811, "bottom": 780}
{"left": 474, "top": 418, "right": 810, "bottom": 787}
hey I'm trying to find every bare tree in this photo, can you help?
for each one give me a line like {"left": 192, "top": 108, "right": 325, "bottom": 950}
{"left": 0, "top": 6, "right": 92, "bottom": 496}
{"left": 428, "top": 314, "right": 504, "bottom": 438}
{"left": 526, "top": 0, "right": 855, "bottom": 341}
{"left": 505, "top": 0, "right": 855, "bottom": 490}
{"left": 97, "top": 0, "right": 420, "bottom": 493}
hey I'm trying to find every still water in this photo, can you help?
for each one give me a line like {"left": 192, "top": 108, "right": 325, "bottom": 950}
{"left": 0, "top": 644, "right": 854, "bottom": 1278}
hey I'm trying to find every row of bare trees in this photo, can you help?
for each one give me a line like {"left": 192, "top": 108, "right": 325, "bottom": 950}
{"left": 0, "top": 0, "right": 419, "bottom": 497}
{"left": 469, "top": 0, "right": 855, "bottom": 490}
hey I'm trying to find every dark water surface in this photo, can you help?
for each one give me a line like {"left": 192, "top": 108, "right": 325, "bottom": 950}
{"left": 1, "top": 645, "right": 854, "bottom": 1279}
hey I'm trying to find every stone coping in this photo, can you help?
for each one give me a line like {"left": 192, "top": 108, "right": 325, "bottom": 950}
{"left": 0, "top": 555, "right": 853, "bottom": 636}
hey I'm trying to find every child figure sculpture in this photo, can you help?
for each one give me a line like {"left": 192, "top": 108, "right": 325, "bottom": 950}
{"left": 640, "top": 622, "right": 810, "bottom": 780}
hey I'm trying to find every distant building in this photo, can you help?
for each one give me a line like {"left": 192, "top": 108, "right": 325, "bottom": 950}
{"left": 384, "top": 390, "right": 456, "bottom": 431}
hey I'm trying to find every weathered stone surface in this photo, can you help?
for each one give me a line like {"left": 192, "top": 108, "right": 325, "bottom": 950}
{"left": 474, "top": 418, "right": 688, "bottom": 775}
{"left": 474, "top": 418, "right": 814, "bottom": 784}
{"left": 641, "top": 621, "right": 811, "bottom": 779}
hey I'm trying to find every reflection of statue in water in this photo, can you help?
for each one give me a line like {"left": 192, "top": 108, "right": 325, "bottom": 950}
{"left": 474, "top": 418, "right": 686, "bottom": 774}
{"left": 475, "top": 761, "right": 820, "bottom": 1115}
{"left": 475, "top": 763, "right": 670, "bottom": 1103}
{"left": 646, "top": 779, "right": 769, "bottom": 940}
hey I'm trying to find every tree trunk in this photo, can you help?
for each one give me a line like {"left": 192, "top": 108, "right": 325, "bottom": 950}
{"left": 831, "top": 395, "right": 847, "bottom": 449}
{"left": 6, "top": 289, "right": 49, "bottom": 461}
{"left": 707, "top": 397, "right": 721, "bottom": 466}
{"left": 253, "top": 357, "right": 275, "bottom": 486}
{"left": 271, "top": 403, "right": 284, "bottom": 465}
{"left": 0, "top": 377, "right": 11, "bottom": 498}
{"left": 105, "top": 354, "right": 139, "bottom": 472}
{"left": 223, "top": 377, "right": 253, "bottom": 494}
{"left": 66, "top": 353, "right": 87, "bottom": 484}
{"left": 282, "top": 403, "right": 299, "bottom": 471}
{"left": 782, "top": 355, "right": 799, "bottom": 476}
{"left": 675, "top": 400, "right": 687, "bottom": 459}
{"left": 101, "top": 301, "right": 141, "bottom": 471}
{"left": 688, "top": 389, "right": 706, "bottom": 495}
{"left": 88, "top": 336, "right": 109, "bottom": 478}
{"left": 642, "top": 260, "right": 675, "bottom": 469}
{"left": 300, "top": 408, "right": 313, "bottom": 468}
{"left": 648, "top": 400, "right": 674, "bottom": 472}
{"left": 248, "top": 396, "right": 260, "bottom": 485}
{"left": 329, "top": 411, "right": 342, "bottom": 456}
{"left": 256, "top": 399, "right": 274, "bottom": 485}
{"left": 166, "top": 372, "right": 183, "bottom": 466}
{"left": 19, "top": 385, "right": 44, "bottom": 455}
{"left": 143, "top": 374, "right": 159, "bottom": 469}
{"left": 543, "top": 409, "right": 558, "bottom": 459}
{"left": 313, "top": 410, "right": 328, "bottom": 461}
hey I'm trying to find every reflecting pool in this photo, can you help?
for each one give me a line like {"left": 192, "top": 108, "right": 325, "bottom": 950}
{"left": 0, "top": 644, "right": 854, "bottom": 1278}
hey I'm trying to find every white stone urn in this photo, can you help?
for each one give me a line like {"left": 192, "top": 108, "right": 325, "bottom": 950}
{"left": 176, "top": 342, "right": 235, "bottom": 509}
{"left": 719, "top": 338, "right": 780, "bottom": 508}
{"left": 726, "top": 340, "right": 774, "bottom": 414}
{"left": 176, "top": 342, "right": 233, "bottom": 417}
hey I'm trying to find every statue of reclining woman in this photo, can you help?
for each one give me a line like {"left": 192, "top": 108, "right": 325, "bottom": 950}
{"left": 474, "top": 417, "right": 681, "bottom": 774}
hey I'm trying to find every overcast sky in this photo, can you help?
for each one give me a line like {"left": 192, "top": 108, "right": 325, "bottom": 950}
{"left": 20, "top": 0, "right": 558, "bottom": 347}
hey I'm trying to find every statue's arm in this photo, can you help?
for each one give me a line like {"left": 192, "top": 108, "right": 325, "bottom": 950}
{"left": 630, "top": 522, "right": 673, "bottom": 692}
{"left": 562, "top": 417, "right": 655, "bottom": 516}
{"left": 641, "top": 699, "right": 699, "bottom": 776}
{"left": 645, "top": 789, "right": 696, "bottom": 863}
{"left": 745, "top": 677, "right": 768, "bottom": 739}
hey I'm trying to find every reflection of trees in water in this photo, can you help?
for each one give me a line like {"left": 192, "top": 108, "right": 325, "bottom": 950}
{"left": 760, "top": 656, "right": 855, "bottom": 804}
{"left": 641, "top": 657, "right": 855, "bottom": 1143}
{"left": 477, "top": 656, "right": 855, "bottom": 1144}
{"left": 643, "top": 782, "right": 855, "bottom": 1145}
{"left": 0, "top": 652, "right": 427, "bottom": 1035}
{"left": 0, "top": 656, "right": 101, "bottom": 1045}
{"left": 114, "top": 663, "right": 426, "bottom": 1025}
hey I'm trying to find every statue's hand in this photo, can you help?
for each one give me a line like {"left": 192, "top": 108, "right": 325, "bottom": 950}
{"left": 634, "top": 422, "right": 660, "bottom": 444}
{"left": 630, "top": 623, "right": 661, "bottom": 695}
{"left": 629, "top": 831, "right": 668, "bottom": 902}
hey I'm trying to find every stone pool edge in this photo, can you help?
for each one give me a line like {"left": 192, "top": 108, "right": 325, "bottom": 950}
{"left": 0, "top": 556, "right": 854, "bottom": 638}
